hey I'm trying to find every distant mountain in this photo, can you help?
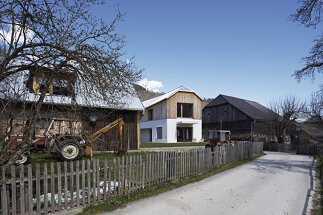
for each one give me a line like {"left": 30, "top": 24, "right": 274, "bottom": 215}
{"left": 134, "top": 84, "right": 164, "bottom": 101}
{"left": 202, "top": 98, "right": 213, "bottom": 109}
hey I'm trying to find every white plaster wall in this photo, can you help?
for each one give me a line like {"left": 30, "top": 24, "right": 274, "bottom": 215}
{"left": 140, "top": 119, "right": 167, "bottom": 143}
{"left": 140, "top": 118, "right": 202, "bottom": 143}
{"left": 166, "top": 119, "right": 202, "bottom": 143}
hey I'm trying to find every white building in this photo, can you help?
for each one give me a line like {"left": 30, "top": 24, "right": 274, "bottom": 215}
{"left": 140, "top": 86, "right": 202, "bottom": 143}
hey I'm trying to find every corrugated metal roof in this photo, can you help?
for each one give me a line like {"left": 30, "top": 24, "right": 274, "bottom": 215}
{"left": 142, "top": 86, "right": 202, "bottom": 108}
{"left": 205, "top": 94, "right": 276, "bottom": 120}
{"left": 2, "top": 72, "right": 144, "bottom": 111}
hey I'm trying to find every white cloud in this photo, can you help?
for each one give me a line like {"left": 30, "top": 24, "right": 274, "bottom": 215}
{"left": 1, "top": 24, "right": 34, "bottom": 44}
{"left": 137, "top": 78, "right": 163, "bottom": 92}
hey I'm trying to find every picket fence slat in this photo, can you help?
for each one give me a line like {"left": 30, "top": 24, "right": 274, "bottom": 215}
{"left": 76, "top": 160, "right": 80, "bottom": 207}
{"left": 103, "top": 159, "right": 107, "bottom": 200}
{"left": 81, "top": 160, "right": 85, "bottom": 206}
{"left": 87, "top": 160, "right": 91, "bottom": 204}
{"left": 44, "top": 163, "right": 48, "bottom": 215}
{"left": 57, "top": 162, "right": 62, "bottom": 210}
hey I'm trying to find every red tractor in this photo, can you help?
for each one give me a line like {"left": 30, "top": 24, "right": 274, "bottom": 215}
{"left": 205, "top": 129, "right": 235, "bottom": 149}
{"left": 9, "top": 118, "right": 125, "bottom": 165}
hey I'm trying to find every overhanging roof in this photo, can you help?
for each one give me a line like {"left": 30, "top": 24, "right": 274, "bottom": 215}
{"left": 143, "top": 86, "right": 202, "bottom": 108}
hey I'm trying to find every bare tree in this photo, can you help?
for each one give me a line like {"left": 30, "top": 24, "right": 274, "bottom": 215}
{"left": 291, "top": 0, "right": 322, "bottom": 83}
{"left": 308, "top": 91, "right": 323, "bottom": 118}
{"left": 270, "top": 95, "right": 307, "bottom": 143}
{"left": 0, "top": 0, "right": 141, "bottom": 169}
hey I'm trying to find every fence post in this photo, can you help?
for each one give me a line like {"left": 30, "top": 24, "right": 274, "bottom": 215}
{"left": 2, "top": 167, "right": 8, "bottom": 215}
{"left": 28, "top": 164, "right": 33, "bottom": 215}
{"left": 96, "top": 159, "right": 100, "bottom": 201}
{"left": 57, "top": 162, "right": 62, "bottom": 210}
{"left": 103, "top": 159, "right": 107, "bottom": 200}
{"left": 76, "top": 160, "right": 80, "bottom": 207}
{"left": 70, "top": 161, "right": 75, "bottom": 207}
{"left": 92, "top": 159, "right": 96, "bottom": 205}
{"left": 81, "top": 160, "right": 85, "bottom": 206}
{"left": 87, "top": 160, "right": 91, "bottom": 204}
{"left": 19, "top": 165, "right": 25, "bottom": 215}
{"left": 35, "top": 163, "right": 41, "bottom": 214}
{"left": 64, "top": 161, "right": 68, "bottom": 209}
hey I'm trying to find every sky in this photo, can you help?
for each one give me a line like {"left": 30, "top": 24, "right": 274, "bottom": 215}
{"left": 91, "top": 0, "right": 322, "bottom": 107}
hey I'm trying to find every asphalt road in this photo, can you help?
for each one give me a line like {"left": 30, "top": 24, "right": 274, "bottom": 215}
{"left": 101, "top": 151, "right": 315, "bottom": 215}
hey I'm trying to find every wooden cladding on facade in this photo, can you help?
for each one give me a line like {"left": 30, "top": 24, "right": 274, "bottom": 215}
{"left": 167, "top": 92, "right": 202, "bottom": 119}
{"left": 141, "top": 92, "right": 202, "bottom": 122}
{"left": 141, "top": 100, "right": 167, "bottom": 122}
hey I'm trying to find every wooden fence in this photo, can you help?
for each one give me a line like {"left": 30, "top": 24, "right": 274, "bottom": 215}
{"left": 263, "top": 142, "right": 322, "bottom": 155}
{"left": 0, "top": 141, "right": 263, "bottom": 215}
{"left": 263, "top": 143, "right": 293, "bottom": 153}
{"left": 296, "top": 144, "right": 321, "bottom": 155}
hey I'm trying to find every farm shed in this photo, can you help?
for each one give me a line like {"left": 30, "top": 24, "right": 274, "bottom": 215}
{"left": 0, "top": 71, "right": 144, "bottom": 151}
{"left": 202, "top": 94, "right": 277, "bottom": 142}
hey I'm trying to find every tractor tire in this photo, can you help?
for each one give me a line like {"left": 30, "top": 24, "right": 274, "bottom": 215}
{"left": 15, "top": 152, "right": 31, "bottom": 165}
{"left": 57, "top": 139, "right": 82, "bottom": 162}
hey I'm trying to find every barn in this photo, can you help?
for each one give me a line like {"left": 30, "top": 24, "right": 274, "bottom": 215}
{"left": 202, "top": 94, "right": 277, "bottom": 142}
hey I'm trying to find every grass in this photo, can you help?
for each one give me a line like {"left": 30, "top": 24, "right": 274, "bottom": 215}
{"left": 310, "top": 155, "right": 323, "bottom": 215}
{"left": 30, "top": 151, "right": 149, "bottom": 164}
{"left": 6, "top": 151, "right": 152, "bottom": 177}
{"left": 79, "top": 152, "right": 266, "bottom": 215}
{"left": 140, "top": 142, "right": 205, "bottom": 148}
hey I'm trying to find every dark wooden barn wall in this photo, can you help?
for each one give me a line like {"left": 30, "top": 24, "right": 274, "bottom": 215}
{"left": 203, "top": 103, "right": 249, "bottom": 124}
{"left": 203, "top": 120, "right": 252, "bottom": 138}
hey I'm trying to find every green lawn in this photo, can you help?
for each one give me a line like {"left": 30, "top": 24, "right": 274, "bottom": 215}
{"left": 29, "top": 151, "right": 148, "bottom": 165}
{"left": 140, "top": 142, "right": 205, "bottom": 148}
{"left": 6, "top": 151, "right": 151, "bottom": 177}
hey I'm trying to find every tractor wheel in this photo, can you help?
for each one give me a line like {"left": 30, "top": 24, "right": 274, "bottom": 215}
{"left": 15, "top": 152, "right": 31, "bottom": 165}
{"left": 57, "top": 139, "right": 82, "bottom": 162}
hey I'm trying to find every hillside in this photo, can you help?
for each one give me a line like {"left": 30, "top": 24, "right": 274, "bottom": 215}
{"left": 134, "top": 84, "right": 164, "bottom": 101}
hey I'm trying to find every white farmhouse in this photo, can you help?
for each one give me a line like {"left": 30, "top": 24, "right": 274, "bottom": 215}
{"left": 140, "top": 86, "right": 202, "bottom": 143}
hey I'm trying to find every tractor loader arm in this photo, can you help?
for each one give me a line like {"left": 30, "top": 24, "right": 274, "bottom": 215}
{"left": 85, "top": 118, "right": 125, "bottom": 159}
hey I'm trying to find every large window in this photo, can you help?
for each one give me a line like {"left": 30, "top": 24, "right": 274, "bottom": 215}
{"left": 156, "top": 127, "right": 162, "bottom": 139}
{"left": 148, "top": 109, "right": 153, "bottom": 121}
{"left": 177, "top": 103, "right": 193, "bottom": 118}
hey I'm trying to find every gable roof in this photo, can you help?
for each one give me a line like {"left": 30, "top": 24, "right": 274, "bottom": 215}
{"left": 142, "top": 86, "right": 202, "bottom": 108}
{"left": 205, "top": 94, "right": 276, "bottom": 120}
{"left": 1, "top": 71, "right": 144, "bottom": 111}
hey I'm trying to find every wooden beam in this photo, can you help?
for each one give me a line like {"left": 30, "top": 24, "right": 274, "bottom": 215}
{"left": 32, "top": 76, "right": 40, "bottom": 94}
{"left": 137, "top": 111, "right": 140, "bottom": 149}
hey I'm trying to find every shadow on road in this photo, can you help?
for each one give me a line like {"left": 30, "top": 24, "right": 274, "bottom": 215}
{"left": 249, "top": 153, "right": 313, "bottom": 175}
{"left": 249, "top": 152, "right": 315, "bottom": 215}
